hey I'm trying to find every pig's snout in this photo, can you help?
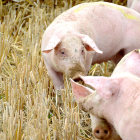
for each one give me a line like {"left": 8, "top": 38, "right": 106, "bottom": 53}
{"left": 93, "top": 125, "right": 111, "bottom": 139}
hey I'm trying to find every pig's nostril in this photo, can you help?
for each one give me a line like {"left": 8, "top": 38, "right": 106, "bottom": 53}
{"left": 96, "top": 130, "right": 100, "bottom": 134}
{"left": 94, "top": 126, "right": 111, "bottom": 139}
{"left": 104, "top": 130, "right": 108, "bottom": 134}
{"left": 95, "top": 129, "right": 108, "bottom": 134}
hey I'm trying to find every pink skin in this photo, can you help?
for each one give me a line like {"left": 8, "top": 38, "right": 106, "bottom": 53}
{"left": 71, "top": 50, "right": 140, "bottom": 140}
{"left": 71, "top": 79, "right": 121, "bottom": 140}
{"left": 112, "top": 49, "right": 140, "bottom": 76}
{"left": 127, "top": 0, "right": 140, "bottom": 13}
{"left": 42, "top": 2, "right": 140, "bottom": 90}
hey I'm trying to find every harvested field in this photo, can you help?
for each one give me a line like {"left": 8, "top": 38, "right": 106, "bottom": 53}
{"left": 0, "top": 0, "right": 126, "bottom": 139}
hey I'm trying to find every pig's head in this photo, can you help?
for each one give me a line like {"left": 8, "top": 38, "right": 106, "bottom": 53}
{"left": 112, "top": 49, "right": 140, "bottom": 77}
{"left": 42, "top": 32, "right": 102, "bottom": 81}
{"left": 70, "top": 78, "right": 121, "bottom": 140}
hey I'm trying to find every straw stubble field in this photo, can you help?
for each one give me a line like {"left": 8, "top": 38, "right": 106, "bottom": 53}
{"left": 0, "top": 0, "right": 125, "bottom": 139}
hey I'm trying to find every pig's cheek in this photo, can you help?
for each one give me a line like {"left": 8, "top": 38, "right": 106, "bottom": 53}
{"left": 78, "top": 98, "right": 88, "bottom": 112}
{"left": 78, "top": 97, "right": 94, "bottom": 113}
{"left": 54, "top": 56, "right": 70, "bottom": 72}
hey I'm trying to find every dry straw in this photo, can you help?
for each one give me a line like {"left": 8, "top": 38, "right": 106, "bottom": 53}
{"left": 0, "top": 0, "right": 125, "bottom": 139}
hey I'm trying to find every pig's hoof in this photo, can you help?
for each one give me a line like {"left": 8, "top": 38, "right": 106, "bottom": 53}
{"left": 93, "top": 125, "right": 111, "bottom": 139}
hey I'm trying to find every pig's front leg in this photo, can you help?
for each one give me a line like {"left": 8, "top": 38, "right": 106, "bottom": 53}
{"left": 45, "top": 63, "right": 64, "bottom": 90}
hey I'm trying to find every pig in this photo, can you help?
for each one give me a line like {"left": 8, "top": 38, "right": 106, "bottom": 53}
{"left": 127, "top": 0, "right": 140, "bottom": 13}
{"left": 71, "top": 81, "right": 122, "bottom": 140}
{"left": 71, "top": 49, "right": 140, "bottom": 140}
{"left": 42, "top": 1, "right": 140, "bottom": 90}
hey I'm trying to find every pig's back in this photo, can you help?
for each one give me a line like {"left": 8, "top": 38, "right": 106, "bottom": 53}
{"left": 53, "top": 2, "right": 140, "bottom": 24}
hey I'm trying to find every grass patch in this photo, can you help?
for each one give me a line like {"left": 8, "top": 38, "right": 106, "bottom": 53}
{"left": 0, "top": 0, "right": 125, "bottom": 139}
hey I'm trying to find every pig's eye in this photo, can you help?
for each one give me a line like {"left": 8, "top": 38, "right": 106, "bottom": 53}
{"left": 81, "top": 49, "right": 85, "bottom": 54}
{"left": 59, "top": 48, "right": 67, "bottom": 57}
{"left": 61, "top": 51, "right": 65, "bottom": 54}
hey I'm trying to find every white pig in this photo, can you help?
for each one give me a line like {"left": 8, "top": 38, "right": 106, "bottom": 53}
{"left": 71, "top": 49, "right": 140, "bottom": 140}
{"left": 127, "top": 0, "right": 140, "bottom": 13}
{"left": 71, "top": 81, "right": 122, "bottom": 140}
{"left": 42, "top": 2, "right": 140, "bottom": 89}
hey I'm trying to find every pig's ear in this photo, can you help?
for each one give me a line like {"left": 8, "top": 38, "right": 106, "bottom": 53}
{"left": 42, "top": 35, "right": 61, "bottom": 53}
{"left": 81, "top": 35, "right": 103, "bottom": 54}
{"left": 80, "top": 76, "right": 119, "bottom": 100}
{"left": 70, "top": 79, "right": 93, "bottom": 102}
